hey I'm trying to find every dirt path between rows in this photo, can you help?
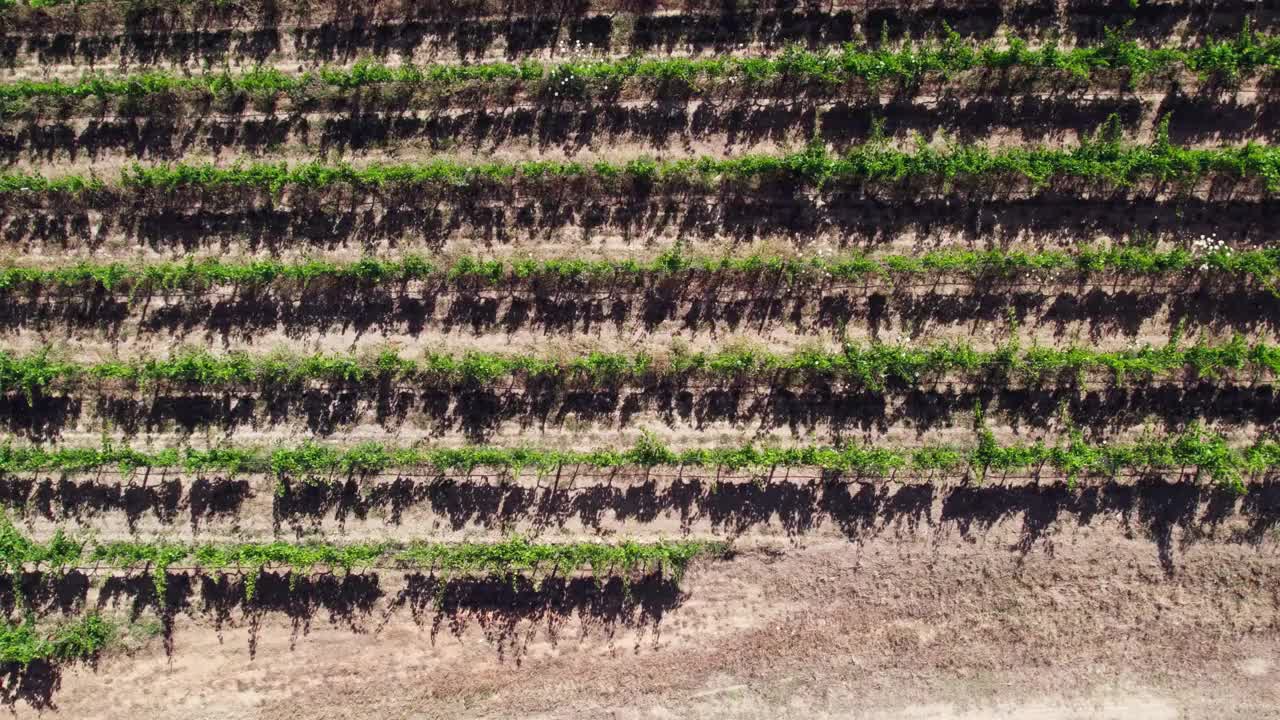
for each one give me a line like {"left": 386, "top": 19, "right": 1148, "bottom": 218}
{"left": 3, "top": 91, "right": 1268, "bottom": 171}
{"left": 4, "top": 279, "right": 1272, "bottom": 360}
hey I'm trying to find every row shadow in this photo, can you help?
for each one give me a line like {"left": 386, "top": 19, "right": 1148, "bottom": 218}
{"left": 7, "top": 1, "right": 1273, "bottom": 67}
{"left": 4, "top": 285, "right": 1278, "bottom": 346}
{"left": 0, "top": 569, "right": 682, "bottom": 708}
{"left": 4, "top": 193, "right": 1279, "bottom": 253}
{"left": 5, "top": 382, "right": 1280, "bottom": 440}
{"left": 5, "top": 93, "right": 1276, "bottom": 161}
{"left": 1, "top": 475, "right": 1275, "bottom": 571}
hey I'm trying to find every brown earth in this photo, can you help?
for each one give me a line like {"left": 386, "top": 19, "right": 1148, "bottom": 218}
{"left": 1, "top": 91, "right": 1271, "bottom": 172}
{"left": 3, "top": 189, "right": 1275, "bottom": 264}
{"left": 2, "top": 279, "right": 1273, "bottom": 359}
{"left": 7, "top": 510, "right": 1279, "bottom": 719}
{"left": 6, "top": 0, "right": 1264, "bottom": 33}
{"left": 0, "top": 470, "right": 1270, "bottom": 547}
{"left": 2, "top": 0, "right": 1274, "bottom": 75}
{"left": 5, "top": 377, "right": 1277, "bottom": 454}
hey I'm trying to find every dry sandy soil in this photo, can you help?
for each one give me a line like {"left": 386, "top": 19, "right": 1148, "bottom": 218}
{"left": 21, "top": 518, "right": 1280, "bottom": 720}
{"left": 5, "top": 471, "right": 1279, "bottom": 719}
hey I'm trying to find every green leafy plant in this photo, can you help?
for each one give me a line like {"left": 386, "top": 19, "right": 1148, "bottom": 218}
{"left": 0, "top": 613, "right": 113, "bottom": 666}
{"left": 0, "top": 525, "right": 725, "bottom": 601}
{"left": 4, "top": 132, "right": 1280, "bottom": 195}
{"left": 0, "top": 28, "right": 1276, "bottom": 100}
{"left": 1, "top": 426, "right": 1272, "bottom": 491}
{"left": 3, "top": 246, "right": 1278, "bottom": 295}
{"left": 2, "top": 336, "right": 1276, "bottom": 397}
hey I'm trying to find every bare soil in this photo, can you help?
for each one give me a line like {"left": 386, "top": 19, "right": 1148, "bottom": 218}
{"left": 1, "top": 91, "right": 1272, "bottom": 171}
{"left": 1, "top": 0, "right": 1274, "bottom": 74}
{"left": 0, "top": 470, "right": 1271, "bottom": 548}
{"left": 6, "top": 375, "right": 1278, "bottom": 452}
{"left": 2, "top": 280, "right": 1274, "bottom": 360}
{"left": 9, "top": 518, "right": 1279, "bottom": 719}
{"left": 3, "top": 190, "right": 1275, "bottom": 264}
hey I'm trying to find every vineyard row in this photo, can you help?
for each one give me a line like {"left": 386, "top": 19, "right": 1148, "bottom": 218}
{"left": 1, "top": 29, "right": 1276, "bottom": 103}
{"left": 0, "top": 0, "right": 1227, "bottom": 21}
{"left": 3, "top": 246, "right": 1276, "bottom": 293}
{"left": 2, "top": 336, "right": 1276, "bottom": 395}
{"left": 0, "top": 526, "right": 722, "bottom": 598}
{"left": 1, "top": 424, "right": 1270, "bottom": 488}
{"left": 0, "top": 0, "right": 1192, "bottom": 18}
{"left": 0, "top": 531, "right": 722, "bottom": 663}
{"left": 6, "top": 132, "right": 1277, "bottom": 194}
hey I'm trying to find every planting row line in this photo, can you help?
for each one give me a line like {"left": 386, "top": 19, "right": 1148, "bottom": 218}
{"left": 1, "top": 247, "right": 1274, "bottom": 293}
{"left": 2, "top": 29, "right": 1275, "bottom": 102}
{"left": 0, "top": 525, "right": 722, "bottom": 597}
{"left": 3, "top": 133, "right": 1279, "bottom": 194}
{"left": 0, "top": 534, "right": 692, "bottom": 663}
{"left": 0, "top": 0, "right": 1173, "bottom": 19}
{"left": 0, "top": 424, "right": 1269, "bottom": 488}
{"left": 0, "top": 0, "right": 1233, "bottom": 22}
{"left": 1, "top": 336, "right": 1275, "bottom": 394}
{"left": 0, "top": 0, "right": 851, "bottom": 15}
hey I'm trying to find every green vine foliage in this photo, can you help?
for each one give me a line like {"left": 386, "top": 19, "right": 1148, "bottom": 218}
{"left": 2, "top": 131, "right": 1280, "bottom": 193}
{"left": 0, "top": 613, "right": 113, "bottom": 666}
{"left": 0, "top": 425, "right": 1271, "bottom": 491}
{"left": 1, "top": 335, "right": 1277, "bottom": 398}
{"left": 0, "top": 26, "right": 1275, "bottom": 95}
{"left": 2, "top": 525, "right": 723, "bottom": 602}
{"left": 0, "top": 519, "right": 81, "bottom": 576}
{"left": 2, "top": 246, "right": 1278, "bottom": 294}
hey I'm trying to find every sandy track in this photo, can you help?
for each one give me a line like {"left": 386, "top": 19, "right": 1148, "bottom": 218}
{"left": 9, "top": 526, "right": 1278, "bottom": 719}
